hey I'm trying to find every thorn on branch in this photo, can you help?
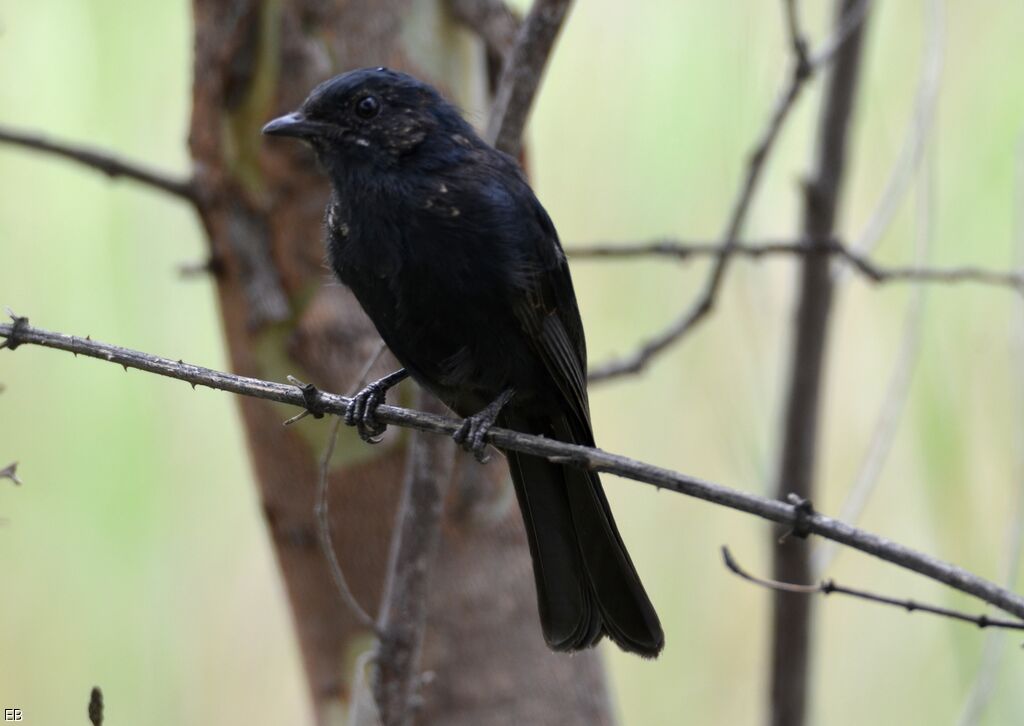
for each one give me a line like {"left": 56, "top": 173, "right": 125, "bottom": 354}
{"left": 178, "top": 256, "right": 225, "bottom": 279}
{"left": 722, "top": 546, "right": 1024, "bottom": 631}
{"left": 0, "top": 310, "right": 28, "bottom": 351}
{"left": 88, "top": 686, "right": 103, "bottom": 726}
{"left": 283, "top": 375, "right": 327, "bottom": 425}
{"left": 0, "top": 462, "right": 22, "bottom": 486}
{"left": 778, "top": 494, "right": 815, "bottom": 542}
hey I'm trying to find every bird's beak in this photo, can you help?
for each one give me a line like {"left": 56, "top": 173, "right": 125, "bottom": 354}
{"left": 262, "top": 112, "right": 321, "bottom": 139}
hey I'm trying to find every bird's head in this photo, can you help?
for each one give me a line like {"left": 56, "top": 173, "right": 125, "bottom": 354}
{"left": 262, "top": 67, "right": 473, "bottom": 174}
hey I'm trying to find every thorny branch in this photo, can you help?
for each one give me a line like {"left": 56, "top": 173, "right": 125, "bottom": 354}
{"left": 4, "top": 317, "right": 1024, "bottom": 624}
{"left": 485, "top": 0, "right": 573, "bottom": 158}
{"left": 723, "top": 548, "right": 1024, "bottom": 631}
{"left": 567, "top": 238, "right": 1024, "bottom": 296}
{"left": 587, "top": 0, "right": 873, "bottom": 384}
{"left": 0, "top": 125, "right": 197, "bottom": 203}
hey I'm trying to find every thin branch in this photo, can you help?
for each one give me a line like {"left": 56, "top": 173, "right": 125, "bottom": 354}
{"left": 588, "top": 0, "right": 874, "bottom": 384}
{"left": 957, "top": 484, "right": 1024, "bottom": 726}
{"left": 814, "top": 153, "right": 935, "bottom": 576}
{"left": 484, "top": 0, "right": 573, "bottom": 157}
{"left": 0, "top": 462, "right": 21, "bottom": 486}
{"left": 768, "top": 2, "right": 869, "bottom": 723}
{"left": 4, "top": 318, "right": 1024, "bottom": 623}
{"left": 783, "top": 0, "right": 811, "bottom": 73}
{"left": 315, "top": 416, "right": 381, "bottom": 635}
{"left": 0, "top": 125, "right": 197, "bottom": 203}
{"left": 956, "top": 132, "right": 1024, "bottom": 726}
{"left": 568, "top": 238, "right": 1024, "bottom": 295}
{"left": 312, "top": 340, "right": 389, "bottom": 631}
{"left": 447, "top": 0, "right": 522, "bottom": 60}
{"left": 373, "top": 392, "right": 455, "bottom": 726}
{"left": 842, "top": 0, "right": 943, "bottom": 269}
{"left": 723, "top": 547, "right": 1024, "bottom": 631}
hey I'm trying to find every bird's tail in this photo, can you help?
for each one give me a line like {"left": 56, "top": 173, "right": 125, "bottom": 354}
{"left": 502, "top": 411, "right": 664, "bottom": 657}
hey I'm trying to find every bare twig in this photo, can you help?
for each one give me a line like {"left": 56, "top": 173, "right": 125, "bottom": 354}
{"left": 485, "top": 0, "right": 573, "bottom": 157}
{"left": 957, "top": 483, "right": 1024, "bottom": 726}
{"left": 815, "top": 155, "right": 935, "bottom": 576}
{"left": 567, "top": 238, "right": 1024, "bottom": 295}
{"left": 768, "top": 2, "right": 869, "bottom": 724}
{"left": 373, "top": 392, "right": 455, "bottom": 726}
{"left": 315, "top": 416, "right": 381, "bottom": 635}
{"left": 0, "top": 125, "right": 197, "bottom": 203}
{"left": 724, "top": 547, "right": 1024, "bottom": 631}
{"left": 4, "top": 318, "right": 1024, "bottom": 624}
{"left": 178, "top": 256, "right": 224, "bottom": 279}
{"left": 313, "top": 341, "right": 388, "bottom": 631}
{"left": 843, "top": 0, "right": 943, "bottom": 268}
{"left": 0, "top": 462, "right": 21, "bottom": 486}
{"left": 588, "top": 0, "right": 875, "bottom": 384}
{"left": 956, "top": 134, "right": 1024, "bottom": 726}
{"left": 783, "top": 0, "right": 811, "bottom": 72}
{"left": 353, "top": 341, "right": 389, "bottom": 392}
{"left": 448, "top": 0, "right": 522, "bottom": 59}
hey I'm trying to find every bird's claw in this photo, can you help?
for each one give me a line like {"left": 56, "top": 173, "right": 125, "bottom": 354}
{"left": 453, "top": 413, "right": 495, "bottom": 463}
{"left": 345, "top": 382, "right": 388, "bottom": 444}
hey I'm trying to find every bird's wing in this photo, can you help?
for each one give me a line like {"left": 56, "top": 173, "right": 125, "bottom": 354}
{"left": 510, "top": 195, "right": 593, "bottom": 436}
{"left": 426, "top": 154, "right": 591, "bottom": 431}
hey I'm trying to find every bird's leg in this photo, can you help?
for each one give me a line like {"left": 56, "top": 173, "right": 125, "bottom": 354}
{"left": 453, "top": 388, "right": 516, "bottom": 463}
{"left": 345, "top": 368, "right": 410, "bottom": 443}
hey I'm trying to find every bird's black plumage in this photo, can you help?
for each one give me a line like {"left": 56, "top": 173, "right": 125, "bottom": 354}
{"left": 263, "top": 67, "right": 664, "bottom": 657}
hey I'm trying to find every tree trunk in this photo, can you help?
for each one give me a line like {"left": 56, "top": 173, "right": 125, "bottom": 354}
{"left": 767, "top": 2, "right": 869, "bottom": 725}
{"left": 187, "top": 1, "right": 611, "bottom": 723}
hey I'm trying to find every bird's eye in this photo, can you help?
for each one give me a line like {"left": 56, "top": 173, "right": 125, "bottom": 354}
{"left": 355, "top": 95, "right": 381, "bottom": 119}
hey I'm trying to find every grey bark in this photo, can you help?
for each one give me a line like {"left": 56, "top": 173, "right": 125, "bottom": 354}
{"left": 767, "top": 2, "right": 870, "bottom": 725}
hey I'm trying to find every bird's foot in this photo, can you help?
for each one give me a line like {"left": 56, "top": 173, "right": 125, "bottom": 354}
{"left": 344, "top": 368, "right": 408, "bottom": 444}
{"left": 453, "top": 389, "right": 515, "bottom": 463}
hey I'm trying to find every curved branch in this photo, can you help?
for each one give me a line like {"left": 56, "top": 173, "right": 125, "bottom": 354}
{"left": 0, "top": 125, "right": 197, "bottom": 203}
{"left": 844, "top": 0, "right": 943, "bottom": 266}
{"left": 3, "top": 316, "right": 1024, "bottom": 622}
{"left": 588, "top": 0, "right": 872, "bottom": 384}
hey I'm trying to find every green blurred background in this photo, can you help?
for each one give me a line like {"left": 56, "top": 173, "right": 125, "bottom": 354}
{"left": 2, "top": 1, "right": 1023, "bottom": 724}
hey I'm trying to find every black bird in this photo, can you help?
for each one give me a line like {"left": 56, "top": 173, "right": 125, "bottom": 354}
{"left": 263, "top": 67, "right": 663, "bottom": 657}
